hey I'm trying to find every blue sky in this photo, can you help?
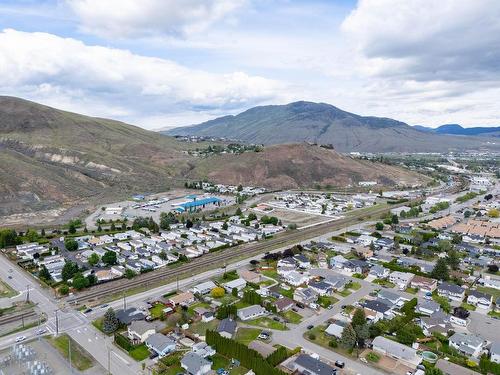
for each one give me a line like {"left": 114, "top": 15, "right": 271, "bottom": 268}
{"left": 0, "top": 0, "right": 499, "bottom": 129}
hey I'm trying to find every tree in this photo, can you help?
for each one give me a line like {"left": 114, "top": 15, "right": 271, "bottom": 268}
{"left": 340, "top": 324, "right": 356, "bottom": 349}
{"left": 64, "top": 238, "right": 78, "bottom": 251}
{"left": 88, "top": 253, "right": 100, "bottom": 266}
{"left": 102, "top": 250, "right": 117, "bottom": 266}
{"left": 72, "top": 273, "right": 89, "bottom": 290}
{"left": 438, "top": 240, "right": 452, "bottom": 253}
{"left": 97, "top": 223, "right": 102, "bottom": 232}
{"left": 235, "top": 207, "right": 242, "bottom": 216}
{"left": 488, "top": 264, "right": 499, "bottom": 273}
{"left": 396, "top": 324, "right": 419, "bottom": 345}
{"left": 0, "top": 229, "right": 19, "bottom": 248}
{"left": 211, "top": 287, "right": 225, "bottom": 298}
{"left": 68, "top": 222, "right": 76, "bottom": 234}
{"left": 431, "top": 258, "right": 449, "bottom": 281}
{"left": 61, "top": 261, "right": 79, "bottom": 281}
{"left": 232, "top": 287, "right": 238, "bottom": 297}
{"left": 391, "top": 214, "right": 399, "bottom": 224}
{"left": 25, "top": 229, "right": 39, "bottom": 242}
{"left": 102, "top": 308, "right": 119, "bottom": 334}
{"left": 59, "top": 285, "right": 69, "bottom": 295}
{"left": 488, "top": 208, "right": 499, "bottom": 218}
{"left": 186, "top": 219, "right": 193, "bottom": 229}
{"left": 222, "top": 221, "right": 228, "bottom": 230}
{"left": 125, "top": 269, "right": 136, "bottom": 279}
{"left": 425, "top": 367, "right": 444, "bottom": 375}
{"left": 39, "top": 265, "right": 51, "bottom": 281}
{"left": 87, "top": 274, "right": 98, "bottom": 286}
{"left": 375, "top": 222, "right": 384, "bottom": 231}
{"left": 446, "top": 249, "right": 460, "bottom": 270}
{"left": 351, "top": 309, "right": 366, "bottom": 329}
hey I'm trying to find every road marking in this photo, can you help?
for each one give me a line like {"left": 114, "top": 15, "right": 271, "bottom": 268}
{"left": 112, "top": 351, "right": 129, "bottom": 365}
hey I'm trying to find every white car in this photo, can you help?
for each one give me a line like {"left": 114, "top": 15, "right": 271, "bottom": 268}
{"left": 15, "top": 336, "right": 26, "bottom": 343}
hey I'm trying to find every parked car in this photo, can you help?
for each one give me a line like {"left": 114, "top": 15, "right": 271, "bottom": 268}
{"left": 83, "top": 308, "right": 93, "bottom": 314}
{"left": 35, "top": 328, "right": 46, "bottom": 335}
{"left": 335, "top": 360, "right": 345, "bottom": 368}
{"left": 307, "top": 325, "right": 314, "bottom": 330}
{"left": 296, "top": 302, "right": 305, "bottom": 309}
{"left": 15, "top": 336, "right": 26, "bottom": 343}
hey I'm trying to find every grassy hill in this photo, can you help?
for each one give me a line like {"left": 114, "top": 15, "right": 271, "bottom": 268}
{"left": 165, "top": 101, "right": 499, "bottom": 152}
{"left": 189, "top": 143, "right": 429, "bottom": 189}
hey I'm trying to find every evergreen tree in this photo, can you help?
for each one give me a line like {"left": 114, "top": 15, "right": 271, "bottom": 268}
{"left": 61, "top": 261, "right": 79, "bottom": 281}
{"left": 340, "top": 324, "right": 356, "bottom": 349}
{"left": 39, "top": 265, "right": 51, "bottom": 281}
{"left": 446, "top": 249, "right": 460, "bottom": 270}
{"left": 88, "top": 253, "right": 100, "bottom": 266}
{"left": 103, "top": 308, "right": 119, "bottom": 334}
{"left": 351, "top": 309, "right": 366, "bottom": 329}
{"left": 102, "top": 250, "right": 117, "bottom": 266}
{"left": 431, "top": 258, "right": 449, "bottom": 280}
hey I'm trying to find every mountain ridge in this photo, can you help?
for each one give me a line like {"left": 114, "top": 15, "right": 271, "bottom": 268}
{"left": 165, "top": 101, "right": 499, "bottom": 152}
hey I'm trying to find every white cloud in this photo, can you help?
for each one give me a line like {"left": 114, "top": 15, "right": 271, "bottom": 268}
{"left": 66, "top": 0, "right": 246, "bottom": 38}
{"left": 0, "top": 28, "right": 291, "bottom": 128}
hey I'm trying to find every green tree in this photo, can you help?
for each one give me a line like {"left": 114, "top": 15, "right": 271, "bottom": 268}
{"left": 103, "top": 308, "right": 119, "bottom": 334}
{"left": 222, "top": 221, "right": 229, "bottom": 230}
{"left": 39, "top": 265, "right": 51, "bottom": 281}
{"left": 72, "top": 273, "right": 89, "bottom": 290}
{"left": 446, "top": 249, "right": 461, "bottom": 270}
{"left": 25, "top": 229, "right": 39, "bottom": 242}
{"left": 391, "top": 214, "right": 399, "bottom": 224}
{"left": 64, "top": 238, "right": 78, "bottom": 251}
{"left": 375, "top": 222, "right": 384, "bottom": 230}
{"left": 351, "top": 309, "right": 366, "bottom": 329}
{"left": 61, "top": 261, "right": 79, "bottom": 281}
{"left": 68, "top": 222, "right": 76, "bottom": 234}
{"left": 340, "top": 323, "right": 356, "bottom": 349}
{"left": 87, "top": 274, "right": 97, "bottom": 286}
{"left": 88, "top": 253, "right": 100, "bottom": 266}
{"left": 59, "top": 285, "right": 70, "bottom": 295}
{"left": 0, "top": 229, "right": 19, "bottom": 248}
{"left": 125, "top": 269, "right": 136, "bottom": 279}
{"left": 235, "top": 207, "right": 242, "bottom": 216}
{"left": 430, "top": 258, "right": 449, "bottom": 281}
{"left": 425, "top": 367, "right": 444, "bottom": 375}
{"left": 102, "top": 250, "right": 117, "bottom": 266}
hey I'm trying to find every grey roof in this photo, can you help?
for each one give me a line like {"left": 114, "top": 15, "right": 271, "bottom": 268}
{"left": 309, "top": 281, "right": 334, "bottom": 291}
{"left": 297, "top": 287, "right": 318, "bottom": 299}
{"left": 294, "top": 354, "right": 337, "bottom": 375}
{"left": 490, "top": 341, "right": 500, "bottom": 355}
{"left": 450, "top": 332, "right": 484, "bottom": 348}
{"left": 324, "top": 275, "right": 348, "bottom": 288}
{"left": 116, "top": 308, "right": 146, "bottom": 325}
{"left": 181, "top": 352, "right": 210, "bottom": 374}
{"left": 363, "top": 300, "right": 391, "bottom": 313}
{"left": 129, "top": 320, "right": 155, "bottom": 336}
{"left": 238, "top": 305, "right": 265, "bottom": 318}
{"left": 377, "top": 290, "right": 401, "bottom": 303}
{"left": 294, "top": 254, "right": 310, "bottom": 263}
{"left": 373, "top": 336, "right": 417, "bottom": 361}
{"left": 468, "top": 290, "right": 492, "bottom": 300}
{"left": 436, "top": 359, "right": 481, "bottom": 375}
{"left": 217, "top": 318, "right": 236, "bottom": 335}
{"left": 145, "top": 333, "right": 176, "bottom": 353}
{"left": 438, "top": 282, "right": 465, "bottom": 295}
{"left": 417, "top": 300, "right": 440, "bottom": 314}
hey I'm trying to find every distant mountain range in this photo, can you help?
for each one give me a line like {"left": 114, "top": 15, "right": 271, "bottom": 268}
{"left": 164, "top": 101, "right": 499, "bottom": 152}
{"left": 413, "top": 124, "right": 500, "bottom": 137}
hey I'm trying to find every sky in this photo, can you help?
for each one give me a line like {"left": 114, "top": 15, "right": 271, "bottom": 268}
{"left": 0, "top": 0, "right": 499, "bottom": 130}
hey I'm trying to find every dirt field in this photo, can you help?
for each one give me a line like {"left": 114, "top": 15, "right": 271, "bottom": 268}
{"left": 250, "top": 204, "right": 340, "bottom": 228}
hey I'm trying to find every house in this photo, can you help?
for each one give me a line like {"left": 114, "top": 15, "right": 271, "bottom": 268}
{"left": 450, "top": 307, "right": 470, "bottom": 327}
{"left": 294, "top": 254, "right": 311, "bottom": 269}
{"left": 374, "top": 237, "right": 394, "bottom": 251}
{"left": 145, "top": 333, "right": 176, "bottom": 357}
{"left": 116, "top": 308, "right": 146, "bottom": 325}
{"left": 273, "top": 297, "right": 295, "bottom": 312}
{"left": 467, "top": 290, "right": 492, "bottom": 310}
{"left": 309, "top": 281, "right": 334, "bottom": 296}
{"left": 449, "top": 332, "right": 486, "bottom": 358}
{"left": 378, "top": 290, "right": 405, "bottom": 307}
{"left": 238, "top": 269, "right": 261, "bottom": 283}
{"left": 278, "top": 257, "right": 296, "bottom": 268}
{"left": 410, "top": 276, "right": 437, "bottom": 293}
{"left": 416, "top": 300, "right": 440, "bottom": 316}
{"left": 291, "top": 354, "right": 338, "bottom": 375}
{"left": 435, "top": 359, "right": 482, "bottom": 375}
{"left": 181, "top": 352, "right": 212, "bottom": 375}
{"left": 192, "top": 281, "right": 216, "bottom": 295}
{"left": 237, "top": 305, "right": 267, "bottom": 321}
{"left": 217, "top": 318, "right": 237, "bottom": 338}
{"left": 369, "top": 265, "right": 389, "bottom": 279}
{"left": 191, "top": 342, "right": 216, "bottom": 358}
{"left": 372, "top": 336, "right": 420, "bottom": 367}
{"left": 128, "top": 321, "right": 156, "bottom": 343}
{"left": 420, "top": 311, "right": 452, "bottom": 337}
{"left": 353, "top": 246, "right": 373, "bottom": 259}
{"left": 389, "top": 271, "right": 414, "bottom": 290}
{"left": 283, "top": 271, "right": 309, "bottom": 286}
{"left": 223, "top": 278, "right": 247, "bottom": 293}
{"left": 330, "top": 255, "right": 348, "bottom": 269}
{"left": 483, "top": 277, "right": 500, "bottom": 290}
{"left": 293, "top": 287, "right": 319, "bottom": 305}
{"left": 362, "top": 300, "right": 392, "bottom": 322}
{"left": 325, "top": 320, "right": 347, "bottom": 338}
{"left": 323, "top": 275, "right": 349, "bottom": 291}
{"left": 437, "top": 282, "right": 465, "bottom": 302}
{"left": 490, "top": 341, "right": 500, "bottom": 364}
{"left": 169, "top": 291, "right": 196, "bottom": 307}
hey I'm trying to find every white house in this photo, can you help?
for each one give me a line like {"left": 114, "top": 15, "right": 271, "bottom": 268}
{"left": 237, "top": 305, "right": 267, "bottom": 321}
{"left": 449, "top": 332, "right": 486, "bottom": 358}
{"left": 467, "top": 290, "right": 492, "bottom": 310}
{"left": 223, "top": 278, "right": 247, "bottom": 293}
{"left": 389, "top": 271, "right": 414, "bottom": 290}
{"left": 437, "top": 282, "right": 465, "bottom": 302}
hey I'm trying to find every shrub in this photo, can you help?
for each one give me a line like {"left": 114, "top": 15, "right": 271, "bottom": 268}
{"left": 308, "top": 333, "right": 316, "bottom": 340}
{"left": 366, "top": 352, "right": 380, "bottom": 362}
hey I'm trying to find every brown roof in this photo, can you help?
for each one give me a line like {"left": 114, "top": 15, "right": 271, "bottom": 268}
{"left": 274, "top": 297, "right": 295, "bottom": 311}
{"left": 411, "top": 275, "right": 437, "bottom": 287}
{"left": 428, "top": 216, "right": 456, "bottom": 229}
{"left": 169, "top": 291, "right": 194, "bottom": 305}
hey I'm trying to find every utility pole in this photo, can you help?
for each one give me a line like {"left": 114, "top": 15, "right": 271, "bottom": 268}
{"left": 176, "top": 275, "right": 179, "bottom": 291}
{"left": 21, "top": 314, "right": 24, "bottom": 328}
{"left": 26, "top": 285, "right": 30, "bottom": 303}
{"left": 107, "top": 346, "right": 111, "bottom": 375}
{"left": 123, "top": 292, "right": 126, "bottom": 310}
{"left": 69, "top": 337, "right": 73, "bottom": 373}
{"left": 55, "top": 309, "right": 59, "bottom": 336}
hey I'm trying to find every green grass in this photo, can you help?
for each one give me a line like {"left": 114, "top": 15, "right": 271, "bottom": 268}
{"left": 278, "top": 288, "right": 294, "bottom": 299}
{"left": 188, "top": 319, "right": 219, "bottom": 336}
{"left": 235, "top": 328, "right": 261, "bottom": 345}
{"left": 234, "top": 300, "right": 252, "bottom": 309}
{"left": 261, "top": 269, "right": 279, "bottom": 280}
{"left": 460, "top": 302, "right": 477, "bottom": 311}
{"left": 348, "top": 281, "right": 361, "bottom": 290}
{"left": 211, "top": 353, "right": 248, "bottom": 374}
{"left": 259, "top": 279, "right": 275, "bottom": 286}
{"left": 366, "top": 351, "right": 381, "bottom": 363}
{"left": 338, "top": 289, "right": 352, "bottom": 297}
{"left": 0, "top": 279, "right": 17, "bottom": 298}
{"left": 246, "top": 317, "right": 287, "bottom": 331}
{"left": 373, "top": 279, "right": 395, "bottom": 288}
{"left": 281, "top": 310, "right": 302, "bottom": 324}
{"left": 47, "top": 334, "right": 94, "bottom": 371}
{"left": 488, "top": 310, "right": 500, "bottom": 318}
{"left": 129, "top": 344, "right": 150, "bottom": 361}
{"left": 317, "top": 295, "right": 339, "bottom": 308}
{"left": 149, "top": 303, "right": 167, "bottom": 319}
{"left": 405, "top": 287, "right": 418, "bottom": 294}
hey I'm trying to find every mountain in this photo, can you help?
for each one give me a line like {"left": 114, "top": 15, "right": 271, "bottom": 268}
{"left": 0, "top": 97, "right": 431, "bottom": 225}
{"left": 0, "top": 96, "right": 192, "bottom": 219}
{"left": 415, "top": 124, "right": 500, "bottom": 137}
{"left": 165, "top": 101, "right": 499, "bottom": 152}
{"left": 187, "top": 143, "right": 428, "bottom": 189}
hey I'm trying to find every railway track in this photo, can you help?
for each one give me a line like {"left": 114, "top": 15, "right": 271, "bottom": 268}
{"left": 68, "top": 180, "right": 466, "bottom": 306}
{"left": 0, "top": 310, "right": 37, "bottom": 326}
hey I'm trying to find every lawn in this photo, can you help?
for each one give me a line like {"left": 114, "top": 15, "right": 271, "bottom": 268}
{"left": 405, "top": 287, "right": 418, "bottom": 294}
{"left": 47, "top": 334, "right": 94, "bottom": 371}
{"left": 488, "top": 310, "right": 500, "bottom": 318}
{"left": 460, "top": 302, "right": 476, "bottom": 311}
{"left": 0, "top": 280, "right": 17, "bottom": 298}
{"left": 348, "top": 281, "right": 362, "bottom": 291}
{"left": 189, "top": 319, "right": 219, "bottom": 336}
{"left": 260, "top": 269, "right": 279, "bottom": 280}
{"left": 235, "top": 327, "right": 261, "bottom": 345}
{"left": 259, "top": 279, "right": 276, "bottom": 286}
{"left": 281, "top": 310, "right": 302, "bottom": 324}
{"left": 92, "top": 317, "right": 106, "bottom": 333}
{"left": 211, "top": 353, "right": 248, "bottom": 375}
{"left": 317, "top": 296, "right": 339, "bottom": 308}
{"left": 234, "top": 300, "right": 252, "bottom": 309}
{"left": 278, "top": 287, "right": 294, "bottom": 299}
{"left": 372, "top": 279, "right": 395, "bottom": 288}
{"left": 149, "top": 303, "right": 167, "bottom": 319}
{"left": 129, "top": 344, "right": 150, "bottom": 361}
{"left": 246, "top": 317, "right": 287, "bottom": 331}
{"left": 338, "top": 289, "right": 352, "bottom": 297}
